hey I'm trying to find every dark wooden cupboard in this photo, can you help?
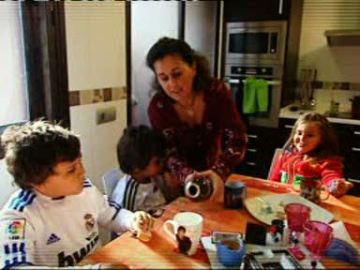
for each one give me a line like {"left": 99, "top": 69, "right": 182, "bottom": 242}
{"left": 224, "top": 0, "right": 291, "bottom": 22}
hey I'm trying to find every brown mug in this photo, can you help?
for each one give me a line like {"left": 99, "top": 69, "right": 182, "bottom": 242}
{"left": 299, "top": 177, "right": 329, "bottom": 203}
{"left": 224, "top": 181, "right": 247, "bottom": 209}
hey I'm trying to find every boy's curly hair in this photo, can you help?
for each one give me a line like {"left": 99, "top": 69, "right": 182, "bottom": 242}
{"left": 0, "top": 120, "right": 80, "bottom": 189}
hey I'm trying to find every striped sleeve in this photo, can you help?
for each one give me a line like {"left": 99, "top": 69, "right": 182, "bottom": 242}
{"left": 93, "top": 185, "right": 134, "bottom": 234}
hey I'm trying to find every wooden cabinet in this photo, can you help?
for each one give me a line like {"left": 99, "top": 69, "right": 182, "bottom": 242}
{"left": 235, "top": 126, "right": 282, "bottom": 179}
{"left": 278, "top": 118, "right": 360, "bottom": 196}
{"left": 224, "top": 0, "right": 291, "bottom": 22}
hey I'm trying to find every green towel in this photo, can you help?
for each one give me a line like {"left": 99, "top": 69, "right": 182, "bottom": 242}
{"left": 256, "top": 79, "right": 269, "bottom": 113}
{"left": 243, "top": 77, "right": 257, "bottom": 114}
{"left": 242, "top": 77, "right": 269, "bottom": 114}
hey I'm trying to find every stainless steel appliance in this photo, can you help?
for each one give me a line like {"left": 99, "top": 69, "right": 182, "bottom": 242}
{"left": 224, "top": 20, "right": 287, "bottom": 128}
{"left": 225, "top": 64, "right": 283, "bottom": 128}
{"left": 225, "top": 21, "right": 287, "bottom": 65}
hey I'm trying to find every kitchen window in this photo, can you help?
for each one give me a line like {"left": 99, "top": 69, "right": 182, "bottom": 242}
{"left": 1, "top": 1, "right": 70, "bottom": 131}
{"left": 0, "top": 2, "right": 29, "bottom": 127}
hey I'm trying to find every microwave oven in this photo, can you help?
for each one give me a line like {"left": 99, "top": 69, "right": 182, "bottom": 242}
{"left": 225, "top": 21, "right": 287, "bottom": 65}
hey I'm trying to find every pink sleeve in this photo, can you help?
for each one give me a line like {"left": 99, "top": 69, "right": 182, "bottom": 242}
{"left": 319, "top": 158, "right": 344, "bottom": 185}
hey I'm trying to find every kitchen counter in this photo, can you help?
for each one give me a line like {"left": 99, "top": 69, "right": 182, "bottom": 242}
{"left": 280, "top": 104, "right": 360, "bottom": 126}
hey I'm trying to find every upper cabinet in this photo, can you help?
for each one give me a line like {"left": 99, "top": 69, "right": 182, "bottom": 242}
{"left": 221, "top": 0, "right": 304, "bottom": 105}
{"left": 224, "top": 0, "right": 291, "bottom": 22}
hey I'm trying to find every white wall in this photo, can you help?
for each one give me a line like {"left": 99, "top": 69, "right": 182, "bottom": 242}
{"left": 131, "top": 1, "right": 179, "bottom": 125}
{"left": 0, "top": 2, "right": 28, "bottom": 126}
{"left": 185, "top": 1, "right": 218, "bottom": 76}
{"left": 298, "top": 0, "right": 360, "bottom": 82}
{"left": 65, "top": 1, "right": 127, "bottom": 191}
{"left": 65, "top": 1, "right": 128, "bottom": 245}
{"left": 65, "top": 1, "right": 126, "bottom": 90}
{"left": 0, "top": 162, "right": 18, "bottom": 208}
{"left": 0, "top": 2, "right": 27, "bottom": 207}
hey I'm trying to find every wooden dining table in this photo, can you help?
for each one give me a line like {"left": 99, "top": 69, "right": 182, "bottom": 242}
{"left": 84, "top": 174, "right": 360, "bottom": 269}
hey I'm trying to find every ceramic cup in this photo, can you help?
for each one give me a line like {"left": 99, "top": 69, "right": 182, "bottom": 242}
{"left": 163, "top": 212, "right": 203, "bottom": 256}
{"left": 216, "top": 239, "right": 245, "bottom": 267}
{"left": 299, "top": 178, "right": 329, "bottom": 203}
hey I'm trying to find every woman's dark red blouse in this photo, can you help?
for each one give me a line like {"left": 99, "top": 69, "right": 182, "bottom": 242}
{"left": 148, "top": 79, "right": 247, "bottom": 184}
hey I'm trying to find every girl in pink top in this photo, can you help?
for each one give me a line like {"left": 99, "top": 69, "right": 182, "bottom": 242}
{"left": 270, "top": 112, "right": 353, "bottom": 197}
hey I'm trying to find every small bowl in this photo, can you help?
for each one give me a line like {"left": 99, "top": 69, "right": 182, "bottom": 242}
{"left": 216, "top": 239, "right": 244, "bottom": 267}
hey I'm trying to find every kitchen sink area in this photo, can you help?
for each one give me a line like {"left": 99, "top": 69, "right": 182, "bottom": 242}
{"left": 280, "top": 104, "right": 360, "bottom": 126}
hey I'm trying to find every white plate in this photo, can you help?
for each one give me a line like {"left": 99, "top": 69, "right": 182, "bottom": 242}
{"left": 244, "top": 193, "right": 334, "bottom": 225}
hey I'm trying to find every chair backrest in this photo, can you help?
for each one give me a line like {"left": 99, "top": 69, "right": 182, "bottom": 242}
{"left": 267, "top": 148, "right": 283, "bottom": 180}
{"left": 102, "top": 168, "right": 123, "bottom": 197}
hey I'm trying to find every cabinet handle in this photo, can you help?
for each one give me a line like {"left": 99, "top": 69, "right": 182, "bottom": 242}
{"left": 354, "top": 131, "right": 360, "bottom": 136}
{"left": 246, "top": 162, "right": 257, "bottom": 166}
{"left": 278, "top": 0, "right": 283, "bottom": 14}
{"left": 348, "top": 178, "right": 360, "bottom": 184}
{"left": 248, "top": 134, "right": 258, "bottom": 139}
{"left": 284, "top": 125, "right": 294, "bottom": 129}
{"left": 351, "top": 147, "right": 360, "bottom": 152}
{"left": 228, "top": 79, "right": 240, "bottom": 84}
{"left": 247, "top": 148, "right": 257, "bottom": 153}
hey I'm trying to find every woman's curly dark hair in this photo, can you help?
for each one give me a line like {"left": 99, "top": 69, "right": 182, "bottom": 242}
{"left": 146, "top": 37, "right": 213, "bottom": 97}
{"left": 0, "top": 120, "right": 80, "bottom": 189}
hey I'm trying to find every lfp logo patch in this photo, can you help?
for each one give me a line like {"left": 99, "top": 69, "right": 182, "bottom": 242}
{"left": 6, "top": 219, "right": 25, "bottom": 240}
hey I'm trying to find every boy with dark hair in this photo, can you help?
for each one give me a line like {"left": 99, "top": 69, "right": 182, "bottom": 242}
{"left": 111, "top": 125, "right": 168, "bottom": 213}
{"left": 0, "top": 121, "right": 153, "bottom": 268}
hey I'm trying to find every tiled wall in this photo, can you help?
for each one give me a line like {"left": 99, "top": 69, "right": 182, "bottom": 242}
{"left": 69, "top": 87, "right": 127, "bottom": 107}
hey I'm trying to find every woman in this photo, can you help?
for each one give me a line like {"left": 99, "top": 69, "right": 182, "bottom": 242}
{"left": 146, "top": 37, "right": 247, "bottom": 201}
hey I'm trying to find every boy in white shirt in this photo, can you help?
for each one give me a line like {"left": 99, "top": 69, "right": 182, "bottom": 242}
{"left": 0, "top": 121, "right": 153, "bottom": 269}
{"left": 112, "top": 126, "right": 171, "bottom": 215}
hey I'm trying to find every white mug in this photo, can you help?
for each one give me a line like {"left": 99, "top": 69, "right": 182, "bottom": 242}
{"left": 163, "top": 212, "right": 203, "bottom": 256}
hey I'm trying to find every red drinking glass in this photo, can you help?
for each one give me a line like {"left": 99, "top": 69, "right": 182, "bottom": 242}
{"left": 304, "top": 221, "right": 333, "bottom": 269}
{"left": 285, "top": 203, "right": 311, "bottom": 232}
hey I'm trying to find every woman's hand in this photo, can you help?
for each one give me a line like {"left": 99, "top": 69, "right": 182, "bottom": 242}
{"left": 132, "top": 211, "right": 154, "bottom": 233}
{"left": 195, "top": 170, "right": 224, "bottom": 203}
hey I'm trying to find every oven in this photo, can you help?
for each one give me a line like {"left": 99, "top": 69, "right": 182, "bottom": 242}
{"left": 225, "top": 64, "right": 283, "bottom": 128}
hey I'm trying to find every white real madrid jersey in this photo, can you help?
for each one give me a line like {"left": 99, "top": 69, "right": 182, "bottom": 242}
{"left": 0, "top": 179, "right": 134, "bottom": 268}
{"left": 111, "top": 174, "right": 166, "bottom": 212}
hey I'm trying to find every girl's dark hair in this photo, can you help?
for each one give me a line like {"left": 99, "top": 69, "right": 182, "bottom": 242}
{"left": 117, "top": 125, "right": 165, "bottom": 174}
{"left": 146, "top": 37, "right": 213, "bottom": 96}
{"left": 0, "top": 121, "right": 81, "bottom": 189}
{"left": 284, "top": 112, "right": 339, "bottom": 159}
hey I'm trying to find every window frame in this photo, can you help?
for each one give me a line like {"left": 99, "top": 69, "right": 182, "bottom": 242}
{"left": 21, "top": 1, "right": 70, "bottom": 127}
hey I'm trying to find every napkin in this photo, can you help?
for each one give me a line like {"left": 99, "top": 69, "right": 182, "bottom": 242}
{"left": 324, "top": 221, "right": 360, "bottom": 266}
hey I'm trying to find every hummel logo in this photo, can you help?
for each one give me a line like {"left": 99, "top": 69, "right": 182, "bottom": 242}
{"left": 47, "top": 233, "right": 61, "bottom": 245}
